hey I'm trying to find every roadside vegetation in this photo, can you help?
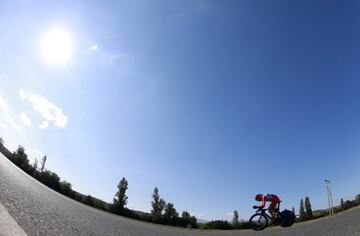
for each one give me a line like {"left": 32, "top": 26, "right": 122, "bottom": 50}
{"left": 0, "top": 139, "right": 197, "bottom": 228}
{"left": 296, "top": 195, "right": 360, "bottom": 222}
{"left": 0, "top": 137, "right": 359, "bottom": 230}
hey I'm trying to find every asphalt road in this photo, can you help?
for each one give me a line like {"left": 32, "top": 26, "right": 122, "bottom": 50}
{"left": 0, "top": 153, "right": 360, "bottom": 236}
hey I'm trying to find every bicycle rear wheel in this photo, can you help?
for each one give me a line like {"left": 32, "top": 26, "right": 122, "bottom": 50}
{"left": 249, "top": 213, "right": 268, "bottom": 231}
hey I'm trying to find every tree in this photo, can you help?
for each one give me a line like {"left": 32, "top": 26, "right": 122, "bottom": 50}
{"left": 343, "top": 200, "right": 353, "bottom": 210}
{"left": 204, "top": 220, "right": 231, "bottom": 230}
{"left": 355, "top": 194, "right": 360, "bottom": 205}
{"left": 190, "top": 216, "right": 197, "bottom": 228}
{"left": 12, "top": 146, "right": 30, "bottom": 173}
{"left": 164, "top": 202, "right": 178, "bottom": 225}
{"left": 182, "top": 211, "right": 191, "bottom": 220}
{"left": 292, "top": 207, "right": 295, "bottom": 215}
{"left": 340, "top": 198, "right": 344, "bottom": 210}
{"left": 112, "top": 177, "right": 128, "bottom": 214}
{"left": 32, "top": 158, "right": 38, "bottom": 175}
{"left": 151, "top": 187, "right": 165, "bottom": 222}
{"left": 232, "top": 210, "right": 239, "bottom": 227}
{"left": 84, "top": 195, "right": 94, "bottom": 206}
{"left": 60, "top": 180, "right": 74, "bottom": 198}
{"left": 40, "top": 155, "right": 47, "bottom": 172}
{"left": 180, "top": 211, "right": 191, "bottom": 227}
{"left": 304, "top": 196, "right": 313, "bottom": 219}
{"left": 299, "top": 199, "right": 305, "bottom": 220}
{"left": 38, "top": 170, "right": 61, "bottom": 191}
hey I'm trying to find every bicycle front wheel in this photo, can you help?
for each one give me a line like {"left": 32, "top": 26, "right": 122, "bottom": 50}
{"left": 249, "top": 213, "right": 268, "bottom": 231}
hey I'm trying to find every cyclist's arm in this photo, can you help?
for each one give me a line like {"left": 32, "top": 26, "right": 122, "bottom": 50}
{"left": 260, "top": 196, "right": 266, "bottom": 208}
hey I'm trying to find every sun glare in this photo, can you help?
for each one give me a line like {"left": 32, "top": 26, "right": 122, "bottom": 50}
{"left": 39, "top": 27, "right": 73, "bottom": 66}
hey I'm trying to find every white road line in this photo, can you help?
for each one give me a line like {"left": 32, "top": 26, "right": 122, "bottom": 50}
{"left": 0, "top": 201, "right": 27, "bottom": 236}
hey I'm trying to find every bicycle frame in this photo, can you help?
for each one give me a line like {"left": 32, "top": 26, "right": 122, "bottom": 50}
{"left": 254, "top": 208, "right": 273, "bottom": 222}
{"left": 250, "top": 201, "right": 295, "bottom": 231}
{"left": 255, "top": 201, "right": 281, "bottom": 223}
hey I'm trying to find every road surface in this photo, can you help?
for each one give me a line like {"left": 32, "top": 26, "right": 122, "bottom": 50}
{"left": 0, "top": 153, "right": 359, "bottom": 236}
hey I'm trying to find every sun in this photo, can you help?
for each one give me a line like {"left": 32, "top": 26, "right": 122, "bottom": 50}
{"left": 39, "top": 27, "right": 73, "bottom": 66}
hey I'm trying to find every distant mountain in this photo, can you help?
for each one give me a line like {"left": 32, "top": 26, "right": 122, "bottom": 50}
{"left": 197, "top": 218, "right": 209, "bottom": 224}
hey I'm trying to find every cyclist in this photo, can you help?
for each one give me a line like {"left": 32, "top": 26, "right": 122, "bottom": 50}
{"left": 254, "top": 194, "right": 281, "bottom": 219}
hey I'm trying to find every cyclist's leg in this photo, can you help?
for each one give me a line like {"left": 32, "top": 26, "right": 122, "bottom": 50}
{"left": 272, "top": 195, "right": 280, "bottom": 211}
{"left": 269, "top": 197, "right": 280, "bottom": 219}
{"left": 268, "top": 202, "right": 277, "bottom": 218}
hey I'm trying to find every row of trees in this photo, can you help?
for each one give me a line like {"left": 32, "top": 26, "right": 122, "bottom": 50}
{"left": 297, "top": 194, "right": 360, "bottom": 221}
{"left": 299, "top": 196, "right": 313, "bottom": 221}
{"left": 2, "top": 138, "right": 360, "bottom": 230}
{"left": 0, "top": 137, "right": 237, "bottom": 230}
{"left": 0, "top": 140, "right": 109, "bottom": 211}
{"left": 194, "top": 210, "right": 250, "bottom": 230}
{"left": 0, "top": 140, "right": 198, "bottom": 228}
{"left": 340, "top": 195, "right": 360, "bottom": 211}
{"left": 112, "top": 178, "right": 198, "bottom": 228}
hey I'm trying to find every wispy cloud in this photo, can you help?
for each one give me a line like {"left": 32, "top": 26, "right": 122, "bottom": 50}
{"left": 20, "top": 89, "right": 68, "bottom": 128}
{"left": 27, "top": 148, "right": 45, "bottom": 159}
{"left": 0, "top": 95, "right": 10, "bottom": 113}
{"left": 225, "top": 212, "right": 233, "bottom": 217}
{"left": 0, "top": 121, "right": 9, "bottom": 130}
{"left": 20, "top": 112, "right": 31, "bottom": 126}
{"left": 19, "top": 89, "right": 27, "bottom": 100}
{"left": 109, "top": 54, "right": 123, "bottom": 65}
{"left": 27, "top": 148, "right": 45, "bottom": 163}
{"left": 3, "top": 115, "right": 21, "bottom": 130}
{"left": 39, "top": 121, "right": 49, "bottom": 129}
{"left": 0, "top": 95, "right": 21, "bottom": 130}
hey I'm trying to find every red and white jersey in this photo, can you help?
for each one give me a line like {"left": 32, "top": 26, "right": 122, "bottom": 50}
{"left": 260, "top": 194, "right": 280, "bottom": 208}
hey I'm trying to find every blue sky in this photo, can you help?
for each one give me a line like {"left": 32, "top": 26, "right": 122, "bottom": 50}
{"left": 1, "top": 0, "right": 360, "bottom": 220}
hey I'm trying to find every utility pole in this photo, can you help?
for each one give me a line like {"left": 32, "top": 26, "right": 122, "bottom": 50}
{"left": 324, "top": 179, "right": 334, "bottom": 215}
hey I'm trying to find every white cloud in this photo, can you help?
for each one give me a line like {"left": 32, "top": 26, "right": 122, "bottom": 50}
{"left": 27, "top": 148, "right": 45, "bottom": 158}
{"left": 0, "top": 121, "right": 9, "bottom": 130}
{"left": 19, "top": 89, "right": 27, "bottom": 100}
{"left": 109, "top": 54, "right": 123, "bottom": 65}
{"left": 225, "top": 212, "right": 233, "bottom": 217}
{"left": 3, "top": 115, "right": 21, "bottom": 130}
{"left": 39, "top": 121, "right": 49, "bottom": 129}
{"left": 0, "top": 136, "right": 17, "bottom": 151}
{"left": 197, "top": 213, "right": 205, "bottom": 217}
{"left": 20, "top": 89, "right": 68, "bottom": 128}
{"left": 20, "top": 112, "right": 32, "bottom": 126}
{"left": 27, "top": 148, "right": 45, "bottom": 164}
{"left": 0, "top": 95, "right": 10, "bottom": 113}
{"left": 0, "top": 94, "right": 22, "bottom": 130}
{"left": 91, "top": 44, "right": 98, "bottom": 51}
